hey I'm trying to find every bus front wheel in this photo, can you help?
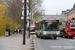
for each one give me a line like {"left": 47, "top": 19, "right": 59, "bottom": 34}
{"left": 69, "top": 36, "right": 73, "bottom": 38}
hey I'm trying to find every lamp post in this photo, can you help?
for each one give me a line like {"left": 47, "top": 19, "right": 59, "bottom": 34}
{"left": 28, "top": 18, "right": 30, "bottom": 38}
{"left": 28, "top": 0, "right": 30, "bottom": 38}
{"left": 23, "top": 0, "right": 27, "bottom": 45}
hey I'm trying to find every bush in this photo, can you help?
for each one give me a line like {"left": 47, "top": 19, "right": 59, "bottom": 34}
{"left": 0, "top": 28, "right": 5, "bottom": 36}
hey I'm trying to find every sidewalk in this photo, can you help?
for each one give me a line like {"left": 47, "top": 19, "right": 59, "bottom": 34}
{"left": 0, "top": 33, "right": 33, "bottom": 50}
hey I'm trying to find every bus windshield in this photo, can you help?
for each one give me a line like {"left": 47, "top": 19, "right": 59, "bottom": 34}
{"left": 43, "top": 22, "right": 59, "bottom": 31}
{"left": 69, "top": 22, "right": 75, "bottom": 26}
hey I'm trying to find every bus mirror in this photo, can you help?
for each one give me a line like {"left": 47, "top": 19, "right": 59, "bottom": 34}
{"left": 41, "top": 22, "right": 43, "bottom": 24}
{"left": 41, "top": 21, "right": 45, "bottom": 24}
{"left": 41, "top": 21, "right": 44, "bottom": 24}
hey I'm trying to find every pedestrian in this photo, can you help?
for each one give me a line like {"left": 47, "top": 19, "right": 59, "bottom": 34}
{"left": 22, "top": 29, "right": 24, "bottom": 34}
{"left": 19, "top": 29, "right": 22, "bottom": 34}
{"left": 17, "top": 29, "right": 19, "bottom": 34}
{"left": 14, "top": 30, "right": 16, "bottom": 34}
{"left": 16, "top": 29, "right": 18, "bottom": 34}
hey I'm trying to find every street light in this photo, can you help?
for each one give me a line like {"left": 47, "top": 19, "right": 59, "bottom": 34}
{"left": 23, "top": 0, "right": 27, "bottom": 45}
{"left": 28, "top": 0, "right": 30, "bottom": 38}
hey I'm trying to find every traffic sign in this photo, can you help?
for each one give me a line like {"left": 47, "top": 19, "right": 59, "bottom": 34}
{"left": 21, "top": 17, "right": 24, "bottom": 19}
{"left": 22, "top": 0, "right": 24, "bottom": 3}
{"left": 22, "top": 5, "right": 24, "bottom": 10}
{"left": 21, "top": 16, "right": 30, "bottom": 19}
{"left": 22, "top": 10, "right": 24, "bottom": 16}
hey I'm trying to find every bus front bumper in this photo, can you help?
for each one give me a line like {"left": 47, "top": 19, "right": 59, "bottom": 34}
{"left": 42, "top": 34, "right": 59, "bottom": 37}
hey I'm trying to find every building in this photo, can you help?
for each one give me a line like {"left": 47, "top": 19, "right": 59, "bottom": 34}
{"left": 65, "top": 4, "right": 75, "bottom": 21}
{"left": 38, "top": 11, "right": 65, "bottom": 23}
{"left": 31, "top": 11, "right": 65, "bottom": 26}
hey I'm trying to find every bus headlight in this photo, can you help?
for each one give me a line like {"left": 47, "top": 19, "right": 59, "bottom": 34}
{"left": 57, "top": 31, "right": 60, "bottom": 35}
{"left": 43, "top": 32, "right": 47, "bottom": 35}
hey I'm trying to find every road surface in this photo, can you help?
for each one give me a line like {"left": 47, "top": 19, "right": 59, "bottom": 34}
{"left": 33, "top": 36, "right": 75, "bottom": 50}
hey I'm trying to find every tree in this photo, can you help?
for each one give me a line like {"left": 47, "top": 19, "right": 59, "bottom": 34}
{"left": 0, "top": 0, "right": 18, "bottom": 36}
{"left": 27, "top": 0, "right": 45, "bottom": 24}
{"left": 0, "top": 0, "right": 7, "bottom": 36}
{"left": 6, "top": 19, "right": 18, "bottom": 30}
{"left": 6, "top": 0, "right": 22, "bottom": 29}
{"left": 28, "top": 0, "right": 43, "bottom": 12}
{"left": 33, "top": 11, "right": 41, "bottom": 22}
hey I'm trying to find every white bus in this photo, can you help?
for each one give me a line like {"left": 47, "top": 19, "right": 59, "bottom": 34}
{"left": 30, "top": 26, "right": 35, "bottom": 34}
{"left": 35, "top": 19, "right": 60, "bottom": 39}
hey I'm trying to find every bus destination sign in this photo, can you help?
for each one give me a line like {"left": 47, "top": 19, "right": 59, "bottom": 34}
{"left": 45, "top": 20, "right": 57, "bottom": 22}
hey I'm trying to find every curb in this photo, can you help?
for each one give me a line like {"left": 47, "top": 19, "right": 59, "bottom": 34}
{"left": 33, "top": 36, "right": 37, "bottom": 50}
{"left": 30, "top": 36, "right": 35, "bottom": 50}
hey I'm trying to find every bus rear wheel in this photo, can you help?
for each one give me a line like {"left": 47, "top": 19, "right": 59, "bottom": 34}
{"left": 54, "top": 37, "right": 57, "bottom": 39}
{"left": 60, "top": 36, "right": 63, "bottom": 37}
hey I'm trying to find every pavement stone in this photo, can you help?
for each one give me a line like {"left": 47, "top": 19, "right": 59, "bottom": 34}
{"left": 0, "top": 33, "right": 33, "bottom": 50}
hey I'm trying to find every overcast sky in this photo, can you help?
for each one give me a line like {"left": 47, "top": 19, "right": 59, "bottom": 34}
{"left": 42, "top": 0, "right": 75, "bottom": 15}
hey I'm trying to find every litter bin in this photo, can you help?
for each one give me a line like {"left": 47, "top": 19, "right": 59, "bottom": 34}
{"left": 5, "top": 31, "right": 9, "bottom": 36}
{"left": 5, "top": 28, "right": 11, "bottom": 36}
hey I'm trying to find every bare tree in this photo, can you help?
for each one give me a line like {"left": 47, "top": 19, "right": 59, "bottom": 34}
{"left": 28, "top": 0, "right": 45, "bottom": 23}
{"left": 6, "top": 0, "right": 23, "bottom": 29}
{"left": 27, "top": 0, "right": 43, "bottom": 12}
{"left": 5, "top": 0, "right": 44, "bottom": 28}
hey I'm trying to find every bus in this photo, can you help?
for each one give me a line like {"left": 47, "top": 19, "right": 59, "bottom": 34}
{"left": 30, "top": 26, "right": 35, "bottom": 35}
{"left": 35, "top": 19, "right": 60, "bottom": 39}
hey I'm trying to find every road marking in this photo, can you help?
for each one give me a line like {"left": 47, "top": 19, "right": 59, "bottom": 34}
{"left": 63, "top": 46, "right": 74, "bottom": 49}
{"left": 50, "top": 46, "right": 74, "bottom": 49}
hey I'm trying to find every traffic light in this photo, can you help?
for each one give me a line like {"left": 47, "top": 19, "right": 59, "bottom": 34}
{"left": 25, "top": 25, "right": 27, "bottom": 27}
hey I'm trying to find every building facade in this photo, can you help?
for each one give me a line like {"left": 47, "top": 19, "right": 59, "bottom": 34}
{"left": 65, "top": 4, "right": 75, "bottom": 21}
{"left": 38, "top": 11, "right": 65, "bottom": 23}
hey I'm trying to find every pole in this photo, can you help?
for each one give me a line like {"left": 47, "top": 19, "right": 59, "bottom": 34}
{"left": 28, "top": 0, "right": 30, "bottom": 38}
{"left": 29, "top": 19, "right": 30, "bottom": 38}
{"left": 29, "top": 0, "right": 30, "bottom": 13}
{"left": 23, "top": 0, "right": 27, "bottom": 45}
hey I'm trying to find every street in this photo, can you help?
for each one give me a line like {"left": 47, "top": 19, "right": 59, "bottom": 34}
{"left": 1, "top": 0, "right": 75, "bottom": 50}
{"left": 33, "top": 35, "right": 75, "bottom": 50}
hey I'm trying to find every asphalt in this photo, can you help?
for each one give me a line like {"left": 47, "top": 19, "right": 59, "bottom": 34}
{"left": 34, "top": 36, "right": 75, "bottom": 50}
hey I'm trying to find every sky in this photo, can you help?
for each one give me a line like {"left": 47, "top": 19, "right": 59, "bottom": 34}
{"left": 42, "top": 0, "right": 75, "bottom": 15}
